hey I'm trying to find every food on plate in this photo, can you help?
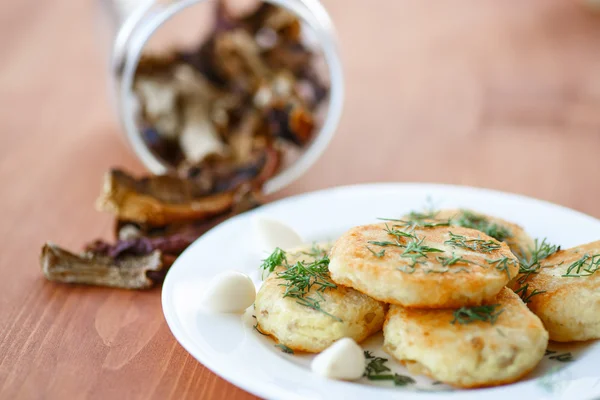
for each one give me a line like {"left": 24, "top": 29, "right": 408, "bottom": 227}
{"left": 328, "top": 223, "right": 519, "bottom": 308}
{"left": 133, "top": 0, "right": 328, "bottom": 174}
{"left": 403, "top": 208, "right": 535, "bottom": 260}
{"left": 383, "top": 288, "right": 549, "bottom": 388}
{"left": 40, "top": 243, "right": 165, "bottom": 289}
{"left": 252, "top": 216, "right": 304, "bottom": 252}
{"left": 512, "top": 240, "right": 600, "bottom": 342}
{"left": 254, "top": 243, "right": 386, "bottom": 353}
{"left": 203, "top": 271, "right": 256, "bottom": 313}
{"left": 310, "top": 338, "right": 366, "bottom": 381}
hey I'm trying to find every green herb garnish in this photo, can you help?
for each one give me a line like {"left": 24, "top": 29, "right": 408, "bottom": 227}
{"left": 437, "top": 253, "right": 475, "bottom": 267}
{"left": 486, "top": 256, "right": 516, "bottom": 279}
{"left": 276, "top": 254, "right": 342, "bottom": 321}
{"left": 451, "top": 304, "right": 504, "bottom": 325}
{"left": 260, "top": 247, "right": 288, "bottom": 276}
{"left": 517, "top": 239, "right": 561, "bottom": 283}
{"left": 562, "top": 254, "right": 600, "bottom": 277}
{"left": 275, "top": 344, "right": 294, "bottom": 354}
{"left": 453, "top": 210, "right": 512, "bottom": 242}
{"left": 549, "top": 352, "right": 573, "bottom": 362}
{"left": 365, "top": 246, "right": 385, "bottom": 258}
{"left": 363, "top": 351, "right": 415, "bottom": 386}
{"left": 252, "top": 315, "right": 269, "bottom": 336}
{"left": 445, "top": 232, "right": 501, "bottom": 253}
{"left": 513, "top": 283, "right": 546, "bottom": 303}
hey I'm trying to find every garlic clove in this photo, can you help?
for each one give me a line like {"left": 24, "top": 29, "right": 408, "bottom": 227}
{"left": 311, "top": 338, "right": 366, "bottom": 381}
{"left": 253, "top": 217, "right": 304, "bottom": 252}
{"left": 203, "top": 271, "right": 256, "bottom": 313}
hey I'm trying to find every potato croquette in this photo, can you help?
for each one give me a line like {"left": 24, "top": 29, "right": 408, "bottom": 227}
{"left": 516, "top": 240, "right": 600, "bottom": 342}
{"left": 329, "top": 224, "right": 519, "bottom": 308}
{"left": 383, "top": 288, "right": 549, "bottom": 388}
{"left": 255, "top": 243, "right": 386, "bottom": 353}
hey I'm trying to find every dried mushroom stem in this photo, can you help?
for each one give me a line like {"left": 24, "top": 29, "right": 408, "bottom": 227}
{"left": 41, "top": 243, "right": 163, "bottom": 289}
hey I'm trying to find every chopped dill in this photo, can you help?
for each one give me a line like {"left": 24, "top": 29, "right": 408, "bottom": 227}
{"left": 453, "top": 210, "right": 512, "bottom": 242}
{"left": 513, "top": 283, "right": 546, "bottom": 303}
{"left": 562, "top": 254, "right": 600, "bottom": 277}
{"left": 363, "top": 351, "right": 415, "bottom": 386}
{"left": 445, "top": 232, "right": 501, "bottom": 253}
{"left": 259, "top": 247, "right": 287, "bottom": 276}
{"left": 275, "top": 344, "right": 294, "bottom": 354}
{"left": 252, "top": 316, "right": 269, "bottom": 336}
{"left": 486, "top": 256, "right": 516, "bottom": 279}
{"left": 437, "top": 253, "right": 476, "bottom": 267}
{"left": 549, "top": 352, "right": 573, "bottom": 362}
{"left": 365, "top": 246, "right": 385, "bottom": 258}
{"left": 517, "top": 239, "right": 561, "bottom": 283}
{"left": 276, "top": 254, "right": 342, "bottom": 322}
{"left": 451, "top": 304, "right": 504, "bottom": 325}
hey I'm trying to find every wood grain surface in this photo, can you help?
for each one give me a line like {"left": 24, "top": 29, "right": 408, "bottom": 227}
{"left": 1, "top": 0, "right": 600, "bottom": 399}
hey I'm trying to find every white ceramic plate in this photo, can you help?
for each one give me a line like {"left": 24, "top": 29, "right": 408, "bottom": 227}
{"left": 162, "top": 183, "right": 600, "bottom": 400}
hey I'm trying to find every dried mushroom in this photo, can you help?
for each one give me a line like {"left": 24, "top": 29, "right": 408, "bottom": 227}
{"left": 133, "top": 0, "right": 328, "bottom": 173}
{"left": 40, "top": 0, "right": 319, "bottom": 290}
{"left": 41, "top": 243, "right": 164, "bottom": 289}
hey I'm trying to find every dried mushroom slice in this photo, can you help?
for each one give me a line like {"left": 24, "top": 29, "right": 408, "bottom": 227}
{"left": 96, "top": 169, "right": 236, "bottom": 225}
{"left": 40, "top": 243, "right": 164, "bottom": 289}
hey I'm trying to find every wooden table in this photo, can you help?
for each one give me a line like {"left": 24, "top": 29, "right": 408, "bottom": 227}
{"left": 1, "top": 0, "right": 600, "bottom": 398}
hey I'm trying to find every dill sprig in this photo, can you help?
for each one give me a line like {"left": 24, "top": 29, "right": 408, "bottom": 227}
{"left": 252, "top": 315, "right": 269, "bottom": 336}
{"left": 276, "top": 254, "right": 342, "bottom": 321}
{"left": 367, "top": 240, "right": 402, "bottom": 247}
{"left": 437, "top": 253, "right": 476, "bottom": 267}
{"left": 549, "top": 352, "right": 573, "bottom": 362}
{"left": 445, "top": 232, "right": 501, "bottom": 253}
{"left": 451, "top": 304, "right": 504, "bottom": 325}
{"left": 275, "top": 344, "right": 294, "bottom": 354}
{"left": 562, "top": 254, "right": 600, "bottom": 277}
{"left": 370, "top": 225, "right": 443, "bottom": 269}
{"left": 453, "top": 210, "right": 512, "bottom": 242}
{"left": 401, "top": 236, "right": 444, "bottom": 265}
{"left": 260, "top": 247, "right": 288, "bottom": 276}
{"left": 363, "top": 351, "right": 415, "bottom": 386}
{"left": 383, "top": 224, "right": 417, "bottom": 240}
{"left": 378, "top": 218, "right": 451, "bottom": 229}
{"left": 365, "top": 246, "right": 385, "bottom": 258}
{"left": 486, "top": 256, "right": 516, "bottom": 279}
{"left": 513, "top": 283, "right": 546, "bottom": 303}
{"left": 517, "top": 239, "right": 561, "bottom": 283}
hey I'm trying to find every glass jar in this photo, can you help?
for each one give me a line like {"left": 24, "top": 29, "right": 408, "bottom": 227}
{"left": 106, "top": 0, "right": 344, "bottom": 194}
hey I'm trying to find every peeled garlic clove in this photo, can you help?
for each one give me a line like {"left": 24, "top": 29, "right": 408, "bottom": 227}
{"left": 203, "top": 271, "right": 256, "bottom": 313}
{"left": 253, "top": 217, "right": 303, "bottom": 252}
{"left": 311, "top": 338, "right": 365, "bottom": 381}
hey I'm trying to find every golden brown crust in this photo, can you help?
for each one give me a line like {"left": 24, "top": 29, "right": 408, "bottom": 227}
{"left": 383, "top": 288, "right": 548, "bottom": 388}
{"left": 518, "top": 240, "right": 600, "bottom": 342}
{"left": 255, "top": 243, "right": 386, "bottom": 353}
{"left": 329, "top": 224, "right": 518, "bottom": 308}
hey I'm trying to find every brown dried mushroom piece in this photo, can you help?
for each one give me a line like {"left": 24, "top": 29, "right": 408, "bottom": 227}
{"left": 40, "top": 243, "right": 164, "bottom": 289}
{"left": 96, "top": 169, "right": 236, "bottom": 225}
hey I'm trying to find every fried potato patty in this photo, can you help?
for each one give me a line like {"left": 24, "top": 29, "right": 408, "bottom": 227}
{"left": 404, "top": 208, "right": 535, "bottom": 260}
{"left": 383, "top": 288, "right": 548, "bottom": 388}
{"left": 515, "top": 240, "right": 600, "bottom": 342}
{"left": 255, "top": 243, "right": 386, "bottom": 353}
{"left": 329, "top": 224, "right": 518, "bottom": 308}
